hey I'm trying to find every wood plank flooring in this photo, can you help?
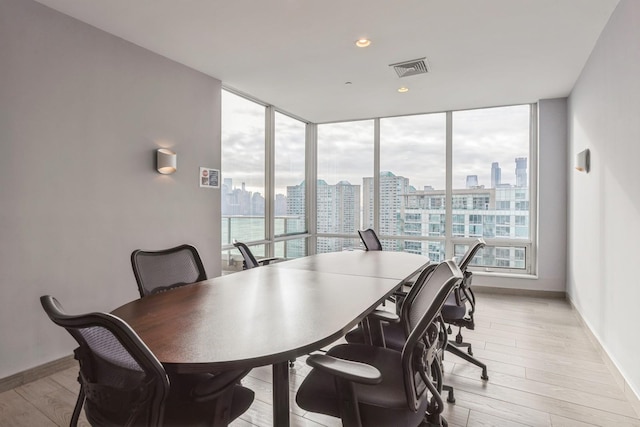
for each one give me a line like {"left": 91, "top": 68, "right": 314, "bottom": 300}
{"left": 1, "top": 293, "right": 639, "bottom": 426}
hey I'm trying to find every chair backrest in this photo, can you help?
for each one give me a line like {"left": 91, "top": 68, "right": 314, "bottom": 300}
{"left": 131, "top": 244, "right": 207, "bottom": 297}
{"left": 358, "top": 228, "right": 383, "bottom": 251}
{"left": 450, "top": 238, "right": 486, "bottom": 307}
{"left": 232, "top": 241, "right": 260, "bottom": 269}
{"left": 397, "top": 262, "right": 438, "bottom": 335}
{"left": 40, "top": 295, "right": 169, "bottom": 427}
{"left": 400, "top": 260, "right": 462, "bottom": 412}
{"left": 457, "top": 238, "right": 486, "bottom": 272}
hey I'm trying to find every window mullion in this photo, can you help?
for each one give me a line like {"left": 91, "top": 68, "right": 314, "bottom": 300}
{"left": 265, "top": 106, "right": 275, "bottom": 257}
{"left": 306, "top": 123, "right": 317, "bottom": 255}
{"left": 445, "top": 111, "right": 453, "bottom": 259}
{"left": 528, "top": 103, "right": 538, "bottom": 274}
{"left": 374, "top": 118, "right": 380, "bottom": 234}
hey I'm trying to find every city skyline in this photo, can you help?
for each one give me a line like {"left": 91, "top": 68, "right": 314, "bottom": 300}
{"left": 222, "top": 91, "right": 531, "bottom": 196}
{"left": 222, "top": 156, "right": 528, "bottom": 217}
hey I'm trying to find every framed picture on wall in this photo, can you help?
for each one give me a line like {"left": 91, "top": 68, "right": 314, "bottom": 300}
{"left": 200, "top": 167, "right": 220, "bottom": 188}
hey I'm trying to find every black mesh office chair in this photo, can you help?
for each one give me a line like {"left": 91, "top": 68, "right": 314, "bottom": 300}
{"left": 232, "top": 240, "right": 280, "bottom": 270}
{"left": 345, "top": 239, "right": 489, "bottom": 401}
{"left": 343, "top": 262, "right": 458, "bottom": 403}
{"left": 131, "top": 244, "right": 254, "bottom": 383}
{"left": 131, "top": 244, "right": 207, "bottom": 297}
{"left": 296, "top": 260, "right": 462, "bottom": 427}
{"left": 40, "top": 295, "right": 254, "bottom": 427}
{"left": 358, "top": 228, "right": 383, "bottom": 251}
{"left": 442, "top": 238, "right": 489, "bottom": 381}
{"left": 344, "top": 263, "right": 437, "bottom": 346}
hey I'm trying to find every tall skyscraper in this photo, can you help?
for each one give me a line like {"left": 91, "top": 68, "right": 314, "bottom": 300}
{"left": 223, "top": 177, "right": 232, "bottom": 191}
{"left": 466, "top": 175, "right": 479, "bottom": 189}
{"left": 515, "top": 157, "right": 527, "bottom": 187}
{"left": 491, "top": 162, "right": 501, "bottom": 188}
{"left": 363, "top": 171, "right": 411, "bottom": 236}
{"left": 289, "top": 180, "right": 360, "bottom": 253}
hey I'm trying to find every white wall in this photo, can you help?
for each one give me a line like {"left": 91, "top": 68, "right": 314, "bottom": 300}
{"left": 474, "top": 98, "right": 567, "bottom": 292}
{"left": 568, "top": 0, "right": 640, "bottom": 398}
{"left": 0, "top": 0, "right": 222, "bottom": 378}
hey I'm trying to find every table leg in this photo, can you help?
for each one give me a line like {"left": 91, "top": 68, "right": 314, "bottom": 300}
{"left": 272, "top": 361, "right": 290, "bottom": 427}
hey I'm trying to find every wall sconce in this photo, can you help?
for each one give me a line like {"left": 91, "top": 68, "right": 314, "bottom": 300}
{"left": 575, "top": 149, "right": 590, "bottom": 173}
{"left": 156, "top": 148, "right": 177, "bottom": 174}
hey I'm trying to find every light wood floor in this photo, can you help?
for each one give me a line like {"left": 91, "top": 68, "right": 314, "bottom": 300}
{"left": 2, "top": 293, "right": 640, "bottom": 427}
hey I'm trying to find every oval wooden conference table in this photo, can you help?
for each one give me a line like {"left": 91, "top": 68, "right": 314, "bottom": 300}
{"left": 112, "top": 250, "right": 430, "bottom": 427}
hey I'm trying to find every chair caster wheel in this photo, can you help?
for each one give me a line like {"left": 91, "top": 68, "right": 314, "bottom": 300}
{"left": 481, "top": 372, "right": 489, "bottom": 381}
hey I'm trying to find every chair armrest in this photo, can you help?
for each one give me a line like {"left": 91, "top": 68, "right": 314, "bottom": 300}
{"left": 256, "top": 257, "right": 281, "bottom": 266}
{"left": 368, "top": 309, "right": 400, "bottom": 323}
{"left": 188, "top": 369, "right": 251, "bottom": 403}
{"left": 306, "top": 354, "right": 382, "bottom": 385}
{"left": 361, "top": 309, "right": 400, "bottom": 347}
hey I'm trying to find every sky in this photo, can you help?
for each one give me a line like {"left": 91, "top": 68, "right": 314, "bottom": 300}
{"left": 221, "top": 90, "right": 530, "bottom": 196}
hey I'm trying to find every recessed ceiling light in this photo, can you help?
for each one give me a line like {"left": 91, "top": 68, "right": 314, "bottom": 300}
{"left": 397, "top": 87, "right": 409, "bottom": 93}
{"left": 355, "top": 38, "right": 371, "bottom": 48}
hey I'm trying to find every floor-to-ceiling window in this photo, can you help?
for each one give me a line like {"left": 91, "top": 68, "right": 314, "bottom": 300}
{"left": 316, "top": 120, "right": 374, "bottom": 253}
{"left": 221, "top": 90, "right": 308, "bottom": 272}
{"left": 221, "top": 90, "right": 266, "bottom": 246}
{"left": 221, "top": 92, "right": 536, "bottom": 275}
{"left": 379, "top": 113, "right": 447, "bottom": 259}
{"left": 451, "top": 105, "right": 533, "bottom": 272}
{"left": 274, "top": 111, "right": 307, "bottom": 259}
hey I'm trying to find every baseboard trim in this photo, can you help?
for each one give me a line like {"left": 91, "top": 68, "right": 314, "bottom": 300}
{"left": 0, "top": 354, "right": 76, "bottom": 394}
{"left": 474, "top": 285, "right": 566, "bottom": 299}
{"left": 566, "top": 297, "right": 640, "bottom": 418}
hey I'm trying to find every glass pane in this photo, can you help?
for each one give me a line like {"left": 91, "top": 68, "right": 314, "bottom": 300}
{"left": 275, "top": 239, "right": 307, "bottom": 259}
{"left": 221, "top": 248, "right": 242, "bottom": 274}
{"left": 379, "top": 114, "right": 446, "bottom": 238}
{"left": 221, "top": 217, "right": 265, "bottom": 246}
{"left": 317, "top": 120, "right": 374, "bottom": 235}
{"left": 452, "top": 105, "right": 530, "bottom": 241}
{"left": 317, "top": 237, "right": 362, "bottom": 253}
{"left": 455, "top": 243, "right": 526, "bottom": 270}
{"left": 221, "top": 91, "right": 266, "bottom": 243}
{"left": 221, "top": 244, "right": 268, "bottom": 274}
{"left": 275, "top": 113, "right": 306, "bottom": 236}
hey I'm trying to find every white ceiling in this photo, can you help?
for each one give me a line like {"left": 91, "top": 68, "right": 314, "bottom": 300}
{"left": 34, "top": 0, "right": 619, "bottom": 123}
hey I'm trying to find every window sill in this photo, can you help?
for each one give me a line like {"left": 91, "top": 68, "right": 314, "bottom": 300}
{"left": 473, "top": 270, "right": 538, "bottom": 280}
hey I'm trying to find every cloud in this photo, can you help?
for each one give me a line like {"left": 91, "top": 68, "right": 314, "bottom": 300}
{"left": 223, "top": 91, "right": 530, "bottom": 195}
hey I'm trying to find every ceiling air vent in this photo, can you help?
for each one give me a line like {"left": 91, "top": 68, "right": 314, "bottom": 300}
{"left": 389, "top": 57, "right": 429, "bottom": 78}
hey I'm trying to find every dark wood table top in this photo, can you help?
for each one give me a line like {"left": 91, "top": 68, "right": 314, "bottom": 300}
{"left": 111, "top": 252, "right": 430, "bottom": 373}
{"left": 270, "top": 250, "right": 429, "bottom": 280}
{"left": 111, "top": 251, "right": 430, "bottom": 426}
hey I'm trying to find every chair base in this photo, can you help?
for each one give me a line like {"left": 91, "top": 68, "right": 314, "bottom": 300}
{"left": 445, "top": 344, "right": 489, "bottom": 380}
{"left": 442, "top": 384, "right": 455, "bottom": 403}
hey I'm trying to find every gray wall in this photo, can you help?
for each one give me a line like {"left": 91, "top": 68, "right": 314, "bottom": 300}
{"left": 473, "top": 98, "right": 567, "bottom": 292}
{"left": 568, "top": 0, "right": 640, "bottom": 398}
{"left": 0, "top": 0, "right": 222, "bottom": 378}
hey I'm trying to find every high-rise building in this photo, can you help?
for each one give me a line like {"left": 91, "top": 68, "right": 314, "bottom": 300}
{"left": 274, "top": 194, "right": 287, "bottom": 216}
{"left": 466, "top": 175, "right": 479, "bottom": 188}
{"left": 223, "top": 177, "right": 232, "bottom": 191}
{"left": 515, "top": 157, "right": 527, "bottom": 187}
{"left": 363, "top": 171, "right": 411, "bottom": 238}
{"left": 286, "top": 182, "right": 305, "bottom": 219}
{"left": 401, "top": 185, "right": 528, "bottom": 268}
{"left": 289, "top": 179, "right": 360, "bottom": 253}
{"left": 491, "top": 162, "right": 501, "bottom": 188}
